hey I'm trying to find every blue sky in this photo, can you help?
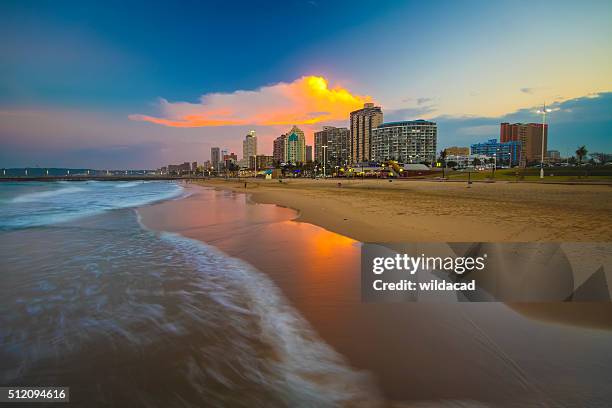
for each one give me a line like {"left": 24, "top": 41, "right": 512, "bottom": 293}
{"left": 1, "top": 0, "right": 611, "bottom": 168}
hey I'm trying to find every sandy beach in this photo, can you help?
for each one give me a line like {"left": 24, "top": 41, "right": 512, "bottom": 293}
{"left": 193, "top": 178, "right": 612, "bottom": 243}
{"left": 193, "top": 178, "right": 612, "bottom": 331}
{"left": 138, "top": 184, "right": 612, "bottom": 406}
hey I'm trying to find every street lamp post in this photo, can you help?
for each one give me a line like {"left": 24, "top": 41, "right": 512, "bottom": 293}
{"left": 537, "top": 103, "right": 551, "bottom": 179}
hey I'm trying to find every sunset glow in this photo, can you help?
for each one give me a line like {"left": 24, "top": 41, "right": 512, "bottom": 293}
{"left": 129, "top": 76, "right": 372, "bottom": 128}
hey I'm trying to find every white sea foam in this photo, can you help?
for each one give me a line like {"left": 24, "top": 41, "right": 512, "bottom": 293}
{"left": 115, "top": 181, "right": 144, "bottom": 188}
{"left": 159, "top": 232, "right": 383, "bottom": 407}
{"left": 12, "top": 186, "right": 85, "bottom": 203}
{"left": 2, "top": 181, "right": 184, "bottom": 230}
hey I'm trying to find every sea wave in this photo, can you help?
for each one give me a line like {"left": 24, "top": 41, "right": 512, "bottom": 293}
{"left": 0, "top": 181, "right": 183, "bottom": 230}
{"left": 115, "top": 181, "right": 146, "bottom": 188}
{"left": 159, "top": 232, "right": 382, "bottom": 407}
{"left": 11, "top": 186, "right": 85, "bottom": 203}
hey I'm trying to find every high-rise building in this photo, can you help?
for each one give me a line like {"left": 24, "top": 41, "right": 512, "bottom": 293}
{"left": 242, "top": 130, "right": 257, "bottom": 167}
{"left": 371, "top": 120, "right": 437, "bottom": 164}
{"left": 314, "top": 126, "right": 350, "bottom": 166}
{"left": 350, "top": 103, "right": 383, "bottom": 164}
{"left": 273, "top": 134, "right": 286, "bottom": 163}
{"left": 283, "top": 126, "right": 306, "bottom": 164}
{"left": 470, "top": 139, "right": 521, "bottom": 167}
{"left": 500, "top": 123, "right": 547, "bottom": 166}
{"left": 305, "top": 145, "right": 313, "bottom": 162}
{"left": 211, "top": 147, "right": 221, "bottom": 171}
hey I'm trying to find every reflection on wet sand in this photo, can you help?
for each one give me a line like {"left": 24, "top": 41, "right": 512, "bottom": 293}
{"left": 139, "top": 186, "right": 612, "bottom": 406}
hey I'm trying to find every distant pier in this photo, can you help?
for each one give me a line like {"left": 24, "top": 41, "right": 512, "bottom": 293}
{"left": 0, "top": 175, "right": 209, "bottom": 182}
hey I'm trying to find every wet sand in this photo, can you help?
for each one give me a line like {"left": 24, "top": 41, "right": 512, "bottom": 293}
{"left": 139, "top": 186, "right": 612, "bottom": 406}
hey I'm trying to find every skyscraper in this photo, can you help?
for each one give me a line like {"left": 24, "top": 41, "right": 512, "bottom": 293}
{"left": 314, "top": 126, "right": 350, "bottom": 166}
{"left": 211, "top": 147, "right": 220, "bottom": 171}
{"left": 350, "top": 103, "right": 383, "bottom": 164}
{"left": 371, "top": 120, "right": 437, "bottom": 164}
{"left": 273, "top": 134, "right": 286, "bottom": 163}
{"left": 500, "top": 122, "right": 547, "bottom": 166}
{"left": 242, "top": 130, "right": 257, "bottom": 168}
{"left": 305, "top": 145, "right": 313, "bottom": 162}
{"left": 283, "top": 125, "right": 306, "bottom": 164}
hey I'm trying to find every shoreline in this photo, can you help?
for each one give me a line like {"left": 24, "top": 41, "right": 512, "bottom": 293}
{"left": 137, "top": 183, "right": 612, "bottom": 406}
{"left": 192, "top": 178, "right": 612, "bottom": 243}
{"left": 189, "top": 180, "right": 612, "bottom": 330}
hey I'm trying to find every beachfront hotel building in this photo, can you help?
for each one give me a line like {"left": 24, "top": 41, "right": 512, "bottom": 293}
{"left": 273, "top": 134, "right": 286, "bottom": 163}
{"left": 242, "top": 130, "right": 257, "bottom": 168}
{"left": 470, "top": 139, "right": 521, "bottom": 167}
{"left": 500, "top": 122, "right": 547, "bottom": 166}
{"left": 350, "top": 103, "right": 383, "bottom": 164}
{"left": 306, "top": 145, "right": 313, "bottom": 162}
{"left": 283, "top": 126, "right": 306, "bottom": 164}
{"left": 371, "top": 120, "right": 437, "bottom": 164}
{"left": 314, "top": 126, "right": 350, "bottom": 166}
{"left": 211, "top": 147, "right": 221, "bottom": 171}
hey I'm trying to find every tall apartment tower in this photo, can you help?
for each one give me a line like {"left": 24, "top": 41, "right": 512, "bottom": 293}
{"left": 314, "top": 126, "right": 350, "bottom": 165}
{"left": 242, "top": 130, "right": 258, "bottom": 168}
{"left": 211, "top": 147, "right": 221, "bottom": 171}
{"left": 500, "top": 122, "right": 548, "bottom": 166}
{"left": 350, "top": 103, "right": 383, "bottom": 164}
{"left": 273, "top": 134, "right": 286, "bottom": 163}
{"left": 371, "top": 120, "right": 437, "bottom": 164}
{"left": 283, "top": 125, "right": 306, "bottom": 164}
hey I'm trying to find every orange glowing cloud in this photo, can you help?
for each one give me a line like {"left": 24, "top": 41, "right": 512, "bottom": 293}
{"left": 129, "top": 76, "right": 372, "bottom": 127}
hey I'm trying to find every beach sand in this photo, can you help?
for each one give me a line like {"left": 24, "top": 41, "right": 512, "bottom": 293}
{"left": 194, "top": 178, "right": 612, "bottom": 243}
{"left": 197, "top": 178, "right": 612, "bottom": 331}
{"left": 138, "top": 184, "right": 612, "bottom": 406}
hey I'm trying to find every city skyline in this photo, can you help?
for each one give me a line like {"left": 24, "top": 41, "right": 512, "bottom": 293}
{"left": 1, "top": 0, "right": 611, "bottom": 168}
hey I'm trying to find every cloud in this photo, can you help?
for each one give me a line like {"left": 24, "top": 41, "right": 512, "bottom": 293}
{"left": 435, "top": 92, "right": 612, "bottom": 152}
{"left": 385, "top": 105, "right": 437, "bottom": 122}
{"left": 386, "top": 96, "right": 437, "bottom": 121}
{"left": 520, "top": 86, "right": 549, "bottom": 94}
{"left": 129, "top": 76, "right": 372, "bottom": 128}
{"left": 456, "top": 125, "right": 498, "bottom": 136}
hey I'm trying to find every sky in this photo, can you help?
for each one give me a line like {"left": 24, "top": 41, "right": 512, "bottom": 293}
{"left": 1, "top": 0, "right": 611, "bottom": 168}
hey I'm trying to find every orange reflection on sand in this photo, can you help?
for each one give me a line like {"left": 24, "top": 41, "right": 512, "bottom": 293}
{"left": 270, "top": 220, "right": 361, "bottom": 304}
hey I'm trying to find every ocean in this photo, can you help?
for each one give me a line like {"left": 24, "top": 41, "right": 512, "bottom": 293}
{"left": 0, "top": 181, "right": 376, "bottom": 407}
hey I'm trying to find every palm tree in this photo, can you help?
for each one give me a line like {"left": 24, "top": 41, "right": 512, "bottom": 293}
{"left": 439, "top": 150, "right": 447, "bottom": 178}
{"left": 576, "top": 145, "right": 588, "bottom": 164}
